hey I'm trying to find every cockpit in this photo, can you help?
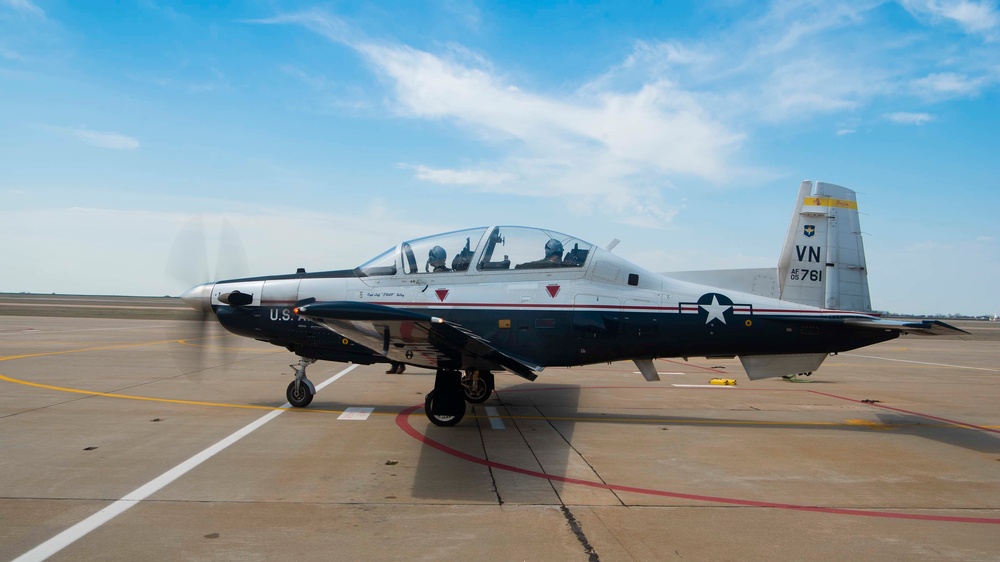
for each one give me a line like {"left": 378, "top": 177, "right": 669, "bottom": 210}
{"left": 356, "top": 226, "right": 594, "bottom": 277}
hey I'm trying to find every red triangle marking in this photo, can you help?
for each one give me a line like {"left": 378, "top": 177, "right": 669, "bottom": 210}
{"left": 545, "top": 284, "right": 560, "bottom": 298}
{"left": 435, "top": 289, "right": 449, "bottom": 302}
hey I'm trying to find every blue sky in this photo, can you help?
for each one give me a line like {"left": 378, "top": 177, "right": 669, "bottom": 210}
{"left": 1, "top": 0, "right": 997, "bottom": 315}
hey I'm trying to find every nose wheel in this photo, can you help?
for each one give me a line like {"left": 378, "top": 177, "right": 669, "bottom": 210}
{"left": 286, "top": 356, "right": 317, "bottom": 407}
{"left": 286, "top": 380, "right": 314, "bottom": 407}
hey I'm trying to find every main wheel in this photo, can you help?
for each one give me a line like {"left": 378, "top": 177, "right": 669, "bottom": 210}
{"left": 424, "top": 390, "right": 464, "bottom": 427}
{"left": 286, "top": 380, "right": 313, "bottom": 408}
{"left": 461, "top": 372, "right": 494, "bottom": 404}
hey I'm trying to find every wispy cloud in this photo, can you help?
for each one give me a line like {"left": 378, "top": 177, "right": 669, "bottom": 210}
{"left": 253, "top": 10, "right": 744, "bottom": 226}
{"left": 899, "top": 0, "right": 999, "bottom": 36}
{"left": 1, "top": 0, "right": 45, "bottom": 19}
{"left": 402, "top": 164, "right": 517, "bottom": 186}
{"left": 884, "top": 111, "right": 934, "bottom": 124}
{"left": 46, "top": 126, "right": 141, "bottom": 150}
{"left": 252, "top": 2, "right": 999, "bottom": 226}
{"left": 0, "top": 46, "right": 25, "bottom": 61}
{"left": 911, "top": 71, "right": 991, "bottom": 98}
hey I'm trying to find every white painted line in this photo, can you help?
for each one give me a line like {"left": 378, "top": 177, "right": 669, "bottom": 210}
{"left": 633, "top": 371, "right": 688, "bottom": 375}
{"left": 337, "top": 406, "right": 374, "bottom": 421}
{"left": 485, "top": 406, "right": 505, "bottom": 430}
{"left": 843, "top": 353, "right": 1000, "bottom": 372}
{"left": 671, "top": 384, "right": 737, "bottom": 388}
{"left": 12, "top": 364, "right": 360, "bottom": 562}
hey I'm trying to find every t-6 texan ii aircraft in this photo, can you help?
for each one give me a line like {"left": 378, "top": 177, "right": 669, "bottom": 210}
{"left": 180, "top": 181, "right": 963, "bottom": 426}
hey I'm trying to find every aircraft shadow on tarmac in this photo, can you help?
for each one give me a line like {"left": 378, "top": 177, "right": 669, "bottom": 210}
{"left": 873, "top": 412, "right": 1000, "bottom": 454}
{"left": 406, "top": 382, "right": 1000, "bottom": 501}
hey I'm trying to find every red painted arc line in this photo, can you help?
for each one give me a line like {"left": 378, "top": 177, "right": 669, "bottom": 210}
{"left": 394, "top": 406, "right": 1000, "bottom": 525}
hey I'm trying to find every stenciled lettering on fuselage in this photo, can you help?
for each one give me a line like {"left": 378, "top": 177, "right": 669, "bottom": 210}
{"left": 269, "top": 308, "right": 296, "bottom": 321}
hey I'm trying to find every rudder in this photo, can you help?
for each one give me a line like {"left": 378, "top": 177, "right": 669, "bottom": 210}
{"left": 777, "top": 181, "right": 871, "bottom": 312}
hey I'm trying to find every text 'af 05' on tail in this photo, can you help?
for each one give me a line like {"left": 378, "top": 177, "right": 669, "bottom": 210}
{"left": 667, "top": 180, "right": 872, "bottom": 313}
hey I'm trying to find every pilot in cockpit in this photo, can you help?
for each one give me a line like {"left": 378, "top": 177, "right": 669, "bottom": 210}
{"left": 427, "top": 245, "right": 450, "bottom": 272}
{"left": 542, "top": 239, "right": 563, "bottom": 263}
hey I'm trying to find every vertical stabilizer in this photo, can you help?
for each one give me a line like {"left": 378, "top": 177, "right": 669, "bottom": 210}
{"left": 777, "top": 181, "right": 871, "bottom": 312}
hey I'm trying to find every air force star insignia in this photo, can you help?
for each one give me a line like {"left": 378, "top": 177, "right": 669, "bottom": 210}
{"left": 803, "top": 224, "right": 816, "bottom": 238}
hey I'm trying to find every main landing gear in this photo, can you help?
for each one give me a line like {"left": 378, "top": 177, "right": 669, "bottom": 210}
{"left": 424, "top": 369, "right": 496, "bottom": 427}
{"left": 286, "top": 357, "right": 317, "bottom": 407}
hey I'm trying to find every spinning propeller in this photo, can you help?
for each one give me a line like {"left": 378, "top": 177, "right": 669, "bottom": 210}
{"left": 166, "top": 217, "right": 249, "bottom": 376}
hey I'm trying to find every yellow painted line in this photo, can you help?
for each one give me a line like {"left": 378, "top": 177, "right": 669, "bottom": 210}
{"left": 0, "top": 372, "right": 293, "bottom": 412}
{"left": 4, "top": 340, "right": 998, "bottom": 429}
{"left": 0, "top": 340, "right": 178, "bottom": 362}
{"left": 802, "top": 196, "right": 858, "bottom": 210}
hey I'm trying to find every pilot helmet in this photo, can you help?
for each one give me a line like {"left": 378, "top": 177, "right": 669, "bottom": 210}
{"left": 545, "top": 239, "right": 564, "bottom": 258}
{"left": 428, "top": 245, "right": 447, "bottom": 267}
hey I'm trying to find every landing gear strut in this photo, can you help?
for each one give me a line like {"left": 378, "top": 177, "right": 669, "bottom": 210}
{"left": 286, "top": 356, "right": 317, "bottom": 407}
{"left": 781, "top": 371, "right": 813, "bottom": 382}
{"left": 425, "top": 369, "right": 466, "bottom": 426}
{"left": 461, "top": 370, "right": 495, "bottom": 404}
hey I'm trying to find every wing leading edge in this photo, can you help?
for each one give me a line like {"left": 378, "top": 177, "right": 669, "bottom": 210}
{"left": 293, "top": 301, "right": 540, "bottom": 380}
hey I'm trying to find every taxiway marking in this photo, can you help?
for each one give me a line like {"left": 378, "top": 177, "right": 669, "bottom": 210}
{"left": 485, "top": 406, "right": 505, "bottom": 429}
{"left": 842, "top": 353, "right": 1000, "bottom": 372}
{"left": 12, "top": 364, "right": 360, "bottom": 562}
{"left": 338, "top": 406, "right": 374, "bottom": 421}
{"left": 396, "top": 405, "right": 1000, "bottom": 525}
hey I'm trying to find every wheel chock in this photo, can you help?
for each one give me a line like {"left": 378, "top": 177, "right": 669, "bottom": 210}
{"left": 709, "top": 378, "right": 736, "bottom": 385}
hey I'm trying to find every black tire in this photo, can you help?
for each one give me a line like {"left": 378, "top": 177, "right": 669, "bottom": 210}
{"left": 286, "top": 380, "right": 313, "bottom": 408}
{"left": 424, "top": 390, "right": 464, "bottom": 427}
{"left": 461, "top": 372, "right": 494, "bottom": 404}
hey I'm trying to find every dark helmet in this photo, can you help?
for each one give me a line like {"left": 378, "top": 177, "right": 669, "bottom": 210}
{"left": 544, "top": 239, "right": 563, "bottom": 258}
{"left": 428, "top": 245, "right": 447, "bottom": 267}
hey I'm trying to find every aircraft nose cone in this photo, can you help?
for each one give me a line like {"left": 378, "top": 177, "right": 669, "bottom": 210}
{"left": 180, "top": 283, "right": 214, "bottom": 312}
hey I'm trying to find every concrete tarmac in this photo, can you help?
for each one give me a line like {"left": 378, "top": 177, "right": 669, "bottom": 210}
{"left": 1, "top": 299, "right": 998, "bottom": 561}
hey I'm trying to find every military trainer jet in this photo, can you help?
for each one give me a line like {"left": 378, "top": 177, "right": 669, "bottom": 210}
{"left": 180, "top": 181, "right": 963, "bottom": 426}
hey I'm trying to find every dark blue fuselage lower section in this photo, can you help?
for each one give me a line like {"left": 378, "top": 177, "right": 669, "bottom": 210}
{"left": 215, "top": 304, "right": 898, "bottom": 368}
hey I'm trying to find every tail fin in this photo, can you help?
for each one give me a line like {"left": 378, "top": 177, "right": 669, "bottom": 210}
{"left": 777, "top": 181, "right": 871, "bottom": 312}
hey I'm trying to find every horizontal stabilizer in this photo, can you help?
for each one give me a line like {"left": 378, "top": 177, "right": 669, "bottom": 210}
{"left": 664, "top": 268, "right": 779, "bottom": 298}
{"left": 843, "top": 318, "right": 969, "bottom": 336}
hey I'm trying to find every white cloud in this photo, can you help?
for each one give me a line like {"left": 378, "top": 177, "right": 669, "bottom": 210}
{"left": 883, "top": 111, "right": 934, "bottom": 124}
{"left": 46, "top": 126, "right": 142, "bottom": 150}
{"left": 911, "top": 72, "right": 990, "bottom": 97}
{"left": 898, "top": 0, "right": 1000, "bottom": 35}
{"left": 254, "top": 3, "right": 1000, "bottom": 228}
{"left": 404, "top": 164, "right": 517, "bottom": 186}
{"left": 257, "top": 11, "right": 744, "bottom": 227}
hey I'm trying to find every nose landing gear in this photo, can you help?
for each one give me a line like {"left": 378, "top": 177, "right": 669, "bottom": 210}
{"left": 286, "top": 356, "right": 317, "bottom": 407}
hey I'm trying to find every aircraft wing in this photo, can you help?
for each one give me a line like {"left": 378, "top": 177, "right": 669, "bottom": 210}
{"left": 293, "top": 301, "right": 540, "bottom": 380}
